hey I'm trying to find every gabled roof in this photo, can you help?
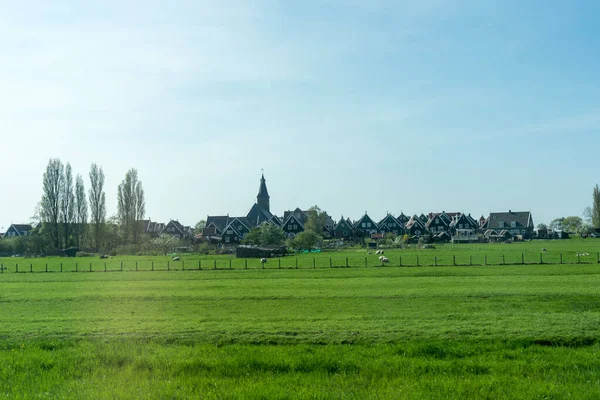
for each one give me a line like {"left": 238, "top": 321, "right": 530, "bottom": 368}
{"left": 353, "top": 213, "right": 377, "bottom": 229}
{"left": 396, "top": 213, "right": 410, "bottom": 225}
{"left": 6, "top": 224, "right": 33, "bottom": 236}
{"left": 406, "top": 215, "right": 426, "bottom": 230}
{"left": 257, "top": 173, "right": 269, "bottom": 198}
{"left": 378, "top": 214, "right": 402, "bottom": 230}
{"left": 222, "top": 222, "right": 242, "bottom": 237}
{"left": 419, "top": 214, "right": 428, "bottom": 223}
{"left": 246, "top": 203, "right": 273, "bottom": 226}
{"left": 283, "top": 213, "right": 304, "bottom": 229}
{"left": 425, "top": 213, "right": 451, "bottom": 228}
{"left": 206, "top": 215, "right": 231, "bottom": 233}
{"left": 487, "top": 211, "right": 534, "bottom": 230}
{"left": 449, "top": 213, "right": 478, "bottom": 229}
{"left": 335, "top": 216, "right": 352, "bottom": 230}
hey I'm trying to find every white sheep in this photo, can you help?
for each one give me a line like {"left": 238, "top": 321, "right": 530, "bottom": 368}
{"left": 379, "top": 256, "right": 385, "bottom": 261}
{"left": 381, "top": 257, "right": 389, "bottom": 263}
{"left": 541, "top": 248, "right": 547, "bottom": 252}
{"left": 260, "top": 258, "right": 268, "bottom": 264}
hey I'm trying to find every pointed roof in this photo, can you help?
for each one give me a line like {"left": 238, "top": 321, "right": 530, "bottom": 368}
{"left": 258, "top": 173, "right": 269, "bottom": 198}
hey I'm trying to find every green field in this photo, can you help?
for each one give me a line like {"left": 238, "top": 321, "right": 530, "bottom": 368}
{"left": 2, "top": 240, "right": 600, "bottom": 398}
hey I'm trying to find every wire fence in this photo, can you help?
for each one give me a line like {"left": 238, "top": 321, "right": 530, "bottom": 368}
{"left": 0, "top": 252, "right": 599, "bottom": 273}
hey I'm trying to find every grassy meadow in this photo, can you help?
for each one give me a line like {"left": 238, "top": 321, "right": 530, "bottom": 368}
{"left": 2, "top": 239, "right": 600, "bottom": 398}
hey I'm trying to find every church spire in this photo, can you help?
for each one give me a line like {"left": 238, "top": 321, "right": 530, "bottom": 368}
{"left": 257, "top": 171, "right": 270, "bottom": 212}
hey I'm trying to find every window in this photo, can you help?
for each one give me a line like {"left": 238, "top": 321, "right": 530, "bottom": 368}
{"left": 511, "top": 221, "right": 517, "bottom": 228}
{"left": 225, "top": 237, "right": 230, "bottom": 243}
{"left": 288, "top": 225, "right": 293, "bottom": 230}
{"left": 499, "top": 222, "right": 505, "bottom": 228}
{"left": 362, "top": 223, "right": 366, "bottom": 228}
{"left": 416, "top": 230, "right": 421, "bottom": 235}
{"left": 367, "top": 223, "right": 371, "bottom": 228}
{"left": 343, "top": 230, "right": 348, "bottom": 236}
{"left": 435, "top": 219, "right": 439, "bottom": 224}
{"left": 459, "top": 224, "right": 463, "bottom": 229}
{"left": 294, "top": 224, "right": 298, "bottom": 230}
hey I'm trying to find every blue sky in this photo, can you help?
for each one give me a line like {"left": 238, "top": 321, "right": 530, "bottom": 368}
{"left": 1, "top": 0, "right": 599, "bottom": 231}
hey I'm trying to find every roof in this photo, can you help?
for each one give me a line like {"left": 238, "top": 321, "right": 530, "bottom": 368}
{"left": 487, "top": 211, "right": 534, "bottom": 230}
{"left": 206, "top": 215, "right": 231, "bottom": 233}
{"left": 378, "top": 214, "right": 402, "bottom": 230}
{"left": 406, "top": 216, "right": 426, "bottom": 230}
{"left": 246, "top": 203, "right": 273, "bottom": 226}
{"left": 257, "top": 173, "right": 269, "bottom": 198}
{"left": 353, "top": 213, "right": 377, "bottom": 229}
{"left": 10, "top": 224, "right": 33, "bottom": 233}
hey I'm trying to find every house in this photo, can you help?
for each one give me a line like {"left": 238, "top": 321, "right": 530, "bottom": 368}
{"left": 405, "top": 215, "right": 427, "bottom": 236}
{"left": 377, "top": 214, "right": 403, "bottom": 235}
{"left": 283, "top": 207, "right": 335, "bottom": 236}
{"left": 353, "top": 213, "right": 378, "bottom": 238}
{"left": 396, "top": 213, "right": 410, "bottom": 228}
{"left": 485, "top": 210, "right": 534, "bottom": 239}
{"left": 449, "top": 213, "right": 479, "bottom": 234}
{"left": 282, "top": 214, "right": 304, "bottom": 237}
{"left": 3, "top": 224, "right": 33, "bottom": 238}
{"left": 425, "top": 212, "right": 452, "bottom": 234}
{"left": 163, "top": 220, "right": 188, "bottom": 239}
{"left": 334, "top": 216, "right": 354, "bottom": 240}
{"left": 419, "top": 214, "right": 429, "bottom": 224}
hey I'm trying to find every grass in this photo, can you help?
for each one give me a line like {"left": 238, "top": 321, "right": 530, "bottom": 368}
{"left": 2, "top": 240, "right": 600, "bottom": 398}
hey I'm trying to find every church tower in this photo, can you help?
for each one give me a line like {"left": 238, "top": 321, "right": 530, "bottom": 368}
{"left": 257, "top": 172, "right": 270, "bottom": 212}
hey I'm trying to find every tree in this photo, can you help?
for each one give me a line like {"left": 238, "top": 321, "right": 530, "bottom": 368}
{"left": 290, "top": 230, "right": 323, "bottom": 250}
{"left": 40, "top": 159, "right": 64, "bottom": 251}
{"left": 593, "top": 185, "right": 600, "bottom": 228}
{"left": 194, "top": 220, "right": 206, "bottom": 234}
{"left": 74, "top": 174, "right": 88, "bottom": 247}
{"left": 536, "top": 223, "right": 548, "bottom": 231}
{"left": 60, "top": 162, "right": 75, "bottom": 248}
{"left": 549, "top": 218, "right": 565, "bottom": 231}
{"left": 117, "top": 168, "right": 145, "bottom": 244}
{"left": 241, "top": 223, "right": 287, "bottom": 246}
{"left": 89, "top": 164, "right": 106, "bottom": 252}
{"left": 562, "top": 216, "right": 583, "bottom": 233}
{"left": 150, "top": 234, "right": 180, "bottom": 255}
{"left": 304, "top": 206, "right": 329, "bottom": 235}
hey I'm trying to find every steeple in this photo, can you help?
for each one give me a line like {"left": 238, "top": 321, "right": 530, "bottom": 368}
{"left": 257, "top": 171, "right": 270, "bottom": 212}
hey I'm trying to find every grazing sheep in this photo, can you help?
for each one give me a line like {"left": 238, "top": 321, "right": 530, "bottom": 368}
{"left": 541, "top": 248, "right": 547, "bottom": 253}
{"left": 172, "top": 256, "right": 180, "bottom": 261}
{"left": 260, "top": 258, "right": 268, "bottom": 264}
{"left": 99, "top": 254, "right": 108, "bottom": 259}
{"left": 367, "top": 252, "right": 372, "bottom": 255}
{"left": 379, "top": 256, "right": 385, "bottom": 261}
{"left": 381, "top": 257, "right": 389, "bottom": 263}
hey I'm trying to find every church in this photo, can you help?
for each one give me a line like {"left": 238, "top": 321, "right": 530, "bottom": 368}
{"left": 202, "top": 173, "right": 284, "bottom": 244}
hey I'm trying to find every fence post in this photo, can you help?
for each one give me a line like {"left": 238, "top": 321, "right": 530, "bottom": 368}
{"left": 183, "top": 261, "right": 185, "bottom": 271}
{"left": 1, "top": 263, "right": 3, "bottom": 273}
{"left": 30, "top": 263, "right": 32, "bottom": 273}
{"left": 399, "top": 256, "right": 402, "bottom": 267}
{"left": 244, "top": 259, "right": 247, "bottom": 270}
{"left": 89, "top": 262, "right": 92, "bottom": 272}
{"left": 597, "top": 252, "right": 599, "bottom": 263}
{"left": 578, "top": 253, "right": 581, "bottom": 263}
{"left": 416, "top": 256, "right": 419, "bottom": 267}
{"left": 484, "top": 255, "right": 487, "bottom": 266}
{"left": 560, "top": 253, "right": 563, "bottom": 264}
{"left": 540, "top": 253, "right": 543, "bottom": 264}
{"left": 168, "top": 261, "right": 170, "bottom": 271}
{"left": 121, "top": 261, "right": 123, "bottom": 271}
{"left": 278, "top": 259, "right": 281, "bottom": 269}
{"left": 521, "top": 253, "right": 524, "bottom": 265}
{"left": 313, "top": 258, "right": 316, "bottom": 269}
{"left": 453, "top": 255, "right": 456, "bottom": 266}
{"left": 330, "top": 258, "right": 332, "bottom": 268}
{"left": 152, "top": 261, "right": 154, "bottom": 271}
{"left": 434, "top": 256, "right": 437, "bottom": 267}
{"left": 502, "top": 255, "right": 505, "bottom": 265}
{"left": 76, "top": 262, "right": 78, "bottom": 272}
{"left": 345, "top": 257, "right": 348, "bottom": 268}
{"left": 60, "top": 263, "right": 63, "bottom": 272}
{"left": 104, "top": 262, "right": 107, "bottom": 272}
{"left": 45, "top": 263, "right": 48, "bottom": 273}
{"left": 365, "top": 257, "right": 367, "bottom": 268}
{"left": 16, "top": 264, "right": 18, "bottom": 273}
{"left": 214, "top": 260, "right": 217, "bottom": 270}
{"left": 230, "top": 259, "right": 233, "bottom": 270}
{"left": 296, "top": 258, "right": 298, "bottom": 269}
{"left": 198, "top": 260, "right": 201, "bottom": 270}
{"left": 136, "top": 261, "right": 138, "bottom": 271}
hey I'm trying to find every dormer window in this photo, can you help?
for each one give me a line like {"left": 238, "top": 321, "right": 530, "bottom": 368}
{"left": 499, "top": 222, "right": 505, "bottom": 228}
{"left": 511, "top": 221, "right": 517, "bottom": 228}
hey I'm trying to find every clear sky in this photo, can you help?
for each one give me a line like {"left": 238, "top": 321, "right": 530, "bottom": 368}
{"left": 1, "top": 0, "right": 599, "bottom": 232}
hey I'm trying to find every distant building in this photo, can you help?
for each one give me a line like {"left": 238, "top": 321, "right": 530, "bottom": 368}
{"left": 3, "top": 224, "right": 33, "bottom": 238}
{"left": 483, "top": 211, "right": 534, "bottom": 239}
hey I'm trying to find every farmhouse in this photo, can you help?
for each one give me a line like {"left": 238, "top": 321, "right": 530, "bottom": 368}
{"left": 3, "top": 224, "right": 33, "bottom": 237}
{"left": 482, "top": 210, "right": 534, "bottom": 239}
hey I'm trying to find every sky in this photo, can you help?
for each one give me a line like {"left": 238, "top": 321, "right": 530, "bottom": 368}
{"left": 1, "top": 0, "right": 600, "bottom": 231}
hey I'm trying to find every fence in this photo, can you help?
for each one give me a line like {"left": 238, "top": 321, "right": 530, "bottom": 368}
{"left": 0, "top": 252, "right": 599, "bottom": 273}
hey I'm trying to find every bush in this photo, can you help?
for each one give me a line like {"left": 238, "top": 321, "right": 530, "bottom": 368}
{"left": 76, "top": 252, "right": 95, "bottom": 257}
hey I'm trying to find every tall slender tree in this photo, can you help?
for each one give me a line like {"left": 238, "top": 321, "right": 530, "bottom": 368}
{"left": 89, "top": 164, "right": 106, "bottom": 252}
{"left": 593, "top": 184, "right": 600, "bottom": 228}
{"left": 74, "top": 174, "right": 88, "bottom": 247}
{"left": 40, "top": 159, "right": 64, "bottom": 251}
{"left": 117, "top": 168, "right": 145, "bottom": 244}
{"left": 60, "top": 162, "right": 75, "bottom": 247}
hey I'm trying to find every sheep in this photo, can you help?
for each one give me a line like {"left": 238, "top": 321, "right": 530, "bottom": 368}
{"left": 379, "top": 256, "right": 385, "bottom": 261}
{"left": 260, "top": 258, "right": 268, "bottom": 264}
{"left": 172, "top": 256, "right": 180, "bottom": 261}
{"left": 381, "top": 257, "right": 389, "bottom": 263}
{"left": 541, "top": 248, "right": 547, "bottom": 253}
{"left": 367, "top": 252, "right": 372, "bottom": 255}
